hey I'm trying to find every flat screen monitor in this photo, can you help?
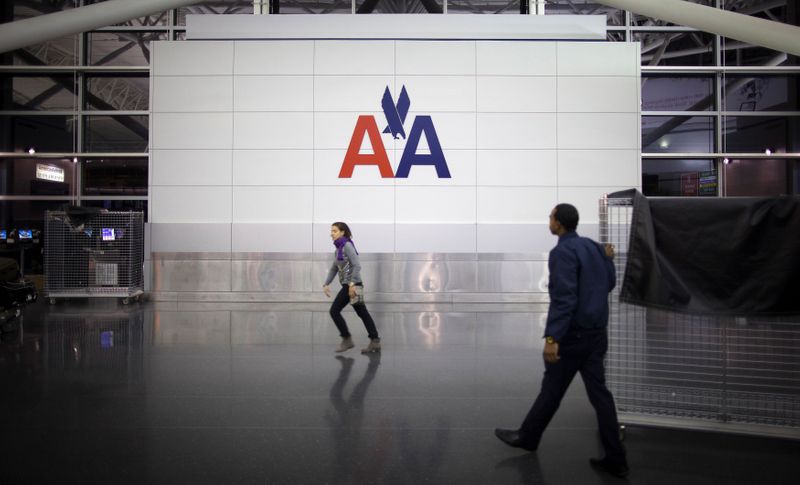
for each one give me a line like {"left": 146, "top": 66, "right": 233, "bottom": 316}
{"left": 0, "top": 230, "right": 6, "bottom": 240}
{"left": 18, "top": 229, "right": 32, "bottom": 239}
{"left": 101, "top": 228, "right": 115, "bottom": 241}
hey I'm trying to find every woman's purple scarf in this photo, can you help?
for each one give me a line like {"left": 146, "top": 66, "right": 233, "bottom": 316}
{"left": 333, "top": 237, "right": 358, "bottom": 261}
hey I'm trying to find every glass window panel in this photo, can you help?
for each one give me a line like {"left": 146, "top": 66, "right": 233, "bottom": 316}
{"left": 84, "top": 115, "right": 148, "bottom": 153}
{"left": 0, "top": 200, "right": 73, "bottom": 274}
{"left": 642, "top": 116, "right": 715, "bottom": 153}
{"left": 82, "top": 200, "right": 148, "bottom": 221}
{"left": 642, "top": 158, "right": 717, "bottom": 196}
{"left": 82, "top": 158, "right": 148, "bottom": 196}
{"left": 723, "top": 74, "right": 800, "bottom": 112}
{"left": 642, "top": 75, "right": 714, "bottom": 111}
{"left": 1, "top": 74, "right": 77, "bottom": 111}
{"left": 541, "top": 1, "right": 625, "bottom": 26}
{"left": 0, "top": 158, "right": 77, "bottom": 196}
{"left": 632, "top": 0, "right": 714, "bottom": 26}
{"left": 2, "top": 34, "right": 79, "bottom": 66}
{"left": 85, "top": 74, "right": 149, "bottom": 111}
{"left": 607, "top": 30, "right": 626, "bottom": 42}
{"left": 722, "top": 1, "right": 792, "bottom": 25}
{"left": 0, "top": 115, "right": 76, "bottom": 152}
{"left": 83, "top": 1, "right": 170, "bottom": 26}
{"left": 634, "top": 31, "right": 715, "bottom": 66}
{"left": 175, "top": 31, "right": 187, "bottom": 41}
{"left": 11, "top": 1, "right": 79, "bottom": 21}
{"left": 722, "top": 37, "right": 797, "bottom": 66}
{"left": 177, "top": 1, "right": 255, "bottom": 26}
{"left": 723, "top": 116, "right": 798, "bottom": 153}
{"left": 88, "top": 31, "right": 167, "bottom": 66}
{"left": 724, "top": 158, "right": 792, "bottom": 196}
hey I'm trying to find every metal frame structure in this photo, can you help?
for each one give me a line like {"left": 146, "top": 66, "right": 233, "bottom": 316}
{"left": 44, "top": 210, "right": 144, "bottom": 303}
{"left": 599, "top": 194, "right": 800, "bottom": 440}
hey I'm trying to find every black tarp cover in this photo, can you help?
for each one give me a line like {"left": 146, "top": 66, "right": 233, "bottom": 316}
{"left": 614, "top": 189, "right": 800, "bottom": 315}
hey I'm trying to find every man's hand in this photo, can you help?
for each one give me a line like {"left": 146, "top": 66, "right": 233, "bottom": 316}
{"left": 604, "top": 243, "right": 615, "bottom": 260}
{"left": 543, "top": 341, "right": 560, "bottom": 363}
{"left": 323, "top": 285, "right": 331, "bottom": 298}
{"left": 348, "top": 285, "right": 356, "bottom": 299}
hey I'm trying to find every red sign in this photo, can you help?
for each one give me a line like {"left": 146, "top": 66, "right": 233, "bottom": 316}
{"left": 681, "top": 172, "right": 699, "bottom": 196}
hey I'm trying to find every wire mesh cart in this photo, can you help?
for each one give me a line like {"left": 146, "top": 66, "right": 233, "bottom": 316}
{"left": 599, "top": 195, "right": 800, "bottom": 440}
{"left": 44, "top": 210, "right": 144, "bottom": 305}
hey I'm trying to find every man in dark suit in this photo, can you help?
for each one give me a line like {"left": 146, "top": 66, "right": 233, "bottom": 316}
{"left": 495, "top": 203, "right": 629, "bottom": 478}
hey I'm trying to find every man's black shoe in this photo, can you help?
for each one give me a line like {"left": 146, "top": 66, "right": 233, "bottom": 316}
{"left": 589, "top": 457, "right": 629, "bottom": 478}
{"left": 494, "top": 428, "right": 537, "bottom": 451}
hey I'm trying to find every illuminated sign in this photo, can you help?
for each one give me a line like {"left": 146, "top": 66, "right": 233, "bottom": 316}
{"left": 35, "top": 164, "right": 65, "bottom": 182}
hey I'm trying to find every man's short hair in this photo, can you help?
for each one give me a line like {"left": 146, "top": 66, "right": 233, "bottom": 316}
{"left": 554, "top": 203, "right": 579, "bottom": 231}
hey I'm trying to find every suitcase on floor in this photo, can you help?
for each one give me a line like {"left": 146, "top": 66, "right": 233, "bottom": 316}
{"left": 0, "top": 258, "right": 37, "bottom": 308}
{"left": 0, "top": 306, "right": 21, "bottom": 334}
{"left": 0, "top": 279, "right": 37, "bottom": 308}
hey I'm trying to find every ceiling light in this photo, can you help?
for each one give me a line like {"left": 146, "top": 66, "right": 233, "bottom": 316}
{"left": 27, "top": 147, "right": 35, "bottom": 155}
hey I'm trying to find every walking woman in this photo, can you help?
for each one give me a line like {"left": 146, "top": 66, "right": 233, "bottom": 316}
{"left": 323, "top": 222, "right": 381, "bottom": 354}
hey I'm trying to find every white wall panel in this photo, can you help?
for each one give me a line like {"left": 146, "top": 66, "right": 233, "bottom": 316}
{"left": 557, "top": 186, "right": 632, "bottom": 224}
{"left": 394, "top": 76, "right": 477, "bottom": 112}
{"left": 558, "top": 150, "right": 639, "bottom": 187}
{"left": 233, "top": 186, "right": 313, "bottom": 222}
{"left": 233, "top": 112, "right": 313, "bottom": 149}
{"left": 477, "top": 224, "right": 553, "bottom": 253}
{"left": 152, "top": 76, "right": 232, "bottom": 112}
{"left": 152, "top": 41, "right": 233, "bottom": 76}
{"left": 477, "top": 113, "right": 557, "bottom": 149}
{"left": 477, "top": 77, "right": 557, "bottom": 113}
{"left": 313, "top": 186, "right": 394, "bottom": 223}
{"left": 477, "top": 150, "right": 557, "bottom": 186}
{"left": 558, "top": 113, "right": 639, "bottom": 150}
{"left": 314, "top": 111, "right": 383, "bottom": 150}
{"left": 232, "top": 223, "right": 311, "bottom": 252}
{"left": 314, "top": 76, "right": 396, "bottom": 112}
{"left": 477, "top": 187, "right": 557, "bottom": 223}
{"left": 232, "top": 150, "right": 313, "bottom": 186}
{"left": 151, "top": 186, "right": 232, "bottom": 223}
{"left": 312, "top": 223, "right": 394, "bottom": 253}
{"left": 234, "top": 41, "right": 313, "bottom": 75}
{"left": 152, "top": 149, "right": 232, "bottom": 186}
{"left": 234, "top": 76, "right": 313, "bottom": 111}
{"left": 476, "top": 42, "right": 556, "bottom": 76}
{"left": 396, "top": 186, "right": 476, "bottom": 223}
{"left": 394, "top": 149, "right": 476, "bottom": 186}
{"left": 396, "top": 41, "right": 475, "bottom": 75}
{"left": 557, "top": 76, "right": 639, "bottom": 113}
{"left": 395, "top": 112, "right": 477, "bottom": 151}
{"left": 150, "top": 223, "right": 231, "bottom": 252}
{"left": 395, "top": 224, "right": 476, "bottom": 252}
{"left": 314, "top": 149, "right": 396, "bottom": 186}
{"left": 558, "top": 43, "right": 638, "bottom": 76}
{"left": 314, "top": 41, "right": 394, "bottom": 75}
{"left": 152, "top": 113, "right": 232, "bottom": 150}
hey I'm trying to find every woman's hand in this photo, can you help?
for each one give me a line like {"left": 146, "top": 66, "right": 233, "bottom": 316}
{"left": 348, "top": 285, "right": 356, "bottom": 299}
{"left": 323, "top": 285, "right": 331, "bottom": 298}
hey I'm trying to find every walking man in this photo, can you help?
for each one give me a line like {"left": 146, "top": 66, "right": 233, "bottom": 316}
{"left": 495, "top": 203, "right": 629, "bottom": 478}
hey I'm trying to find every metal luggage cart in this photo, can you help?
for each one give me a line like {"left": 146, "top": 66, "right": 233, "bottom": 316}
{"left": 599, "top": 195, "right": 800, "bottom": 440}
{"left": 44, "top": 210, "right": 144, "bottom": 305}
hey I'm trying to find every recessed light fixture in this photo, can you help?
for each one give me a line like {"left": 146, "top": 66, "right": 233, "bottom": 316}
{"left": 765, "top": 148, "right": 772, "bottom": 155}
{"left": 659, "top": 139, "right": 670, "bottom": 149}
{"left": 73, "top": 157, "right": 78, "bottom": 163}
{"left": 723, "top": 158, "right": 730, "bottom": 164}
{"left": 27, "top": 147, "right": 35, "bottom": 155}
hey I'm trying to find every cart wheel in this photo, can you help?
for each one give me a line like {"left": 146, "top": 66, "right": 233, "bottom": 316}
{"left": 122, "top": 297, "right": 130, "bottom": 305}
{"left": 618, "top": 425, "right": 626, "bottom": 442}
{"left": 49, "top": 298, "right": 56, "bottom": 305}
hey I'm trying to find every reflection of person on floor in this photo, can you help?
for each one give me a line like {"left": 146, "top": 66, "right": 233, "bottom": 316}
{"left": 323, "top": 222, "right": 381, "bottom": 354}
{"left": 494, "top": 203, "right": 629, "bottom": 479}
{"left": 327, "top": 353, "right": 384, "bottom": 483}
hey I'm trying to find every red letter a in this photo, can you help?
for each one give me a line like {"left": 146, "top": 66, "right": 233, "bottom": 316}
{"left": 339, "top": 115, "right": 394, "bottom": 178}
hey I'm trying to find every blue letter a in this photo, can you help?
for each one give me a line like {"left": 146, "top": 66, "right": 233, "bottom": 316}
{"left": 395, "top": 116, "right": 451, "bottom": 178}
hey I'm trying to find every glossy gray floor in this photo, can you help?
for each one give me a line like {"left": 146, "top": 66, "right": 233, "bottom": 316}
{"left": 1, "top": 300, "right": 798, "bottom": 485}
